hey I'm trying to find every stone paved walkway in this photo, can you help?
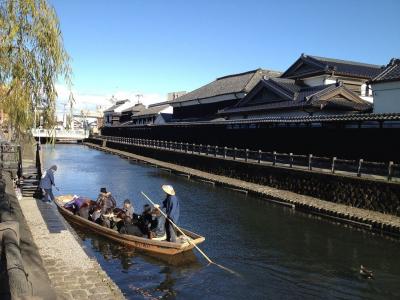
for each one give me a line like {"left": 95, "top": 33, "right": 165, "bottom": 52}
{"left": 19, "top": 196, "right": 125, "bottom": 299}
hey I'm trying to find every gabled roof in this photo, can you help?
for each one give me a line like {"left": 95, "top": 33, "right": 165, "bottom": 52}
{"left": 132, "top": 104, "right": 171, "bottom": 118}
{"left": 171, "top": 68, "right": 281, "bottom": 104}
{"left": 281, "top": 54, "right": 384, "bottom": 80}
{"left": 371, "top": 58, "right": 400, "bottom": 83}
{"left": 121, "top": 103, "right": 146, "bottom": 113}
{"left": 104, "top": 99, "right": 130, "bottom": 113}
{"left": 218, "top": 77, "right": 371, "bottom": 115}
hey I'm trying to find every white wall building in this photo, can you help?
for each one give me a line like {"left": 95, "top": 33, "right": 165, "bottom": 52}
{"left": 103, "top": 99, "right": 132, "bottom": 127}
{"left": 370, "top": 58, "right": 400, "bottom": 113}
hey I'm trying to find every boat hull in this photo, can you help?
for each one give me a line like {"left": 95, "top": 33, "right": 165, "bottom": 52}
{"left": 55, "top": 196, "right": 205, "bottom": 256}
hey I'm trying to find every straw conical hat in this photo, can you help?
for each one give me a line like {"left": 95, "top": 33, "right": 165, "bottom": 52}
{"left": 162, "top": 185, "right": 175, "bottom": 196}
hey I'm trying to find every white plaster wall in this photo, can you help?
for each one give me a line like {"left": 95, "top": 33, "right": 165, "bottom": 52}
{"left": 114, "top": 101, "right": 132, "bottom": 113}
{"left": 324, "top": 78, "right": 337, "bottom": 85}
{"left": 372, "top": 81, "right": 400, "bottom": 113}
{"left": 303, "top": 76, "right": 325, "bottom": 87}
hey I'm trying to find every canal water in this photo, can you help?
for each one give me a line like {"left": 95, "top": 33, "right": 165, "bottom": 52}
{"left": 43, "top": 144, "right": 400, "bottom": 299}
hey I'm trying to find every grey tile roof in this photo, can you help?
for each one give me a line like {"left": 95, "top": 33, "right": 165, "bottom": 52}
{"left": 121, "top": 103, "right": 146, "bottom": 113}
{"left": 282, "top": 54, "right": 384, "bottom": 79}
{"left": 132, "top": 104, "right": 170, "bottom": 118}
{"left": 171, "top": 69, "right": 281, "bottom": 104}
{"left": 121, "top": 113, "right": 400, "bottom": 127}
{"left": 219, "top": 78, "right": 371, "bottom": 115}
{"left": 371, "top": 58, "right": 400, "bottom": 83}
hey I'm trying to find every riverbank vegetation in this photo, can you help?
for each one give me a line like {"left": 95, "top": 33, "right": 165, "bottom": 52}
{"left": 0, "top": 0, "right": 72, "bottom": 141}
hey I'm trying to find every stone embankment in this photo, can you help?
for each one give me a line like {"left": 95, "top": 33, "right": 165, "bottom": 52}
{"left": 21, "top": 144, "right": 125, "bottom": 300}
{"left": 1, "top": 141, "right": 125, "bottom": 300}
{"left": 85, "top": 141, "right": 400, "bottom": 237}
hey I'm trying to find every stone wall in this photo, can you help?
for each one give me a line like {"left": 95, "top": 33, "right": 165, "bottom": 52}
{"left": 88, "top": 138, "right": 400, "bottom": 216}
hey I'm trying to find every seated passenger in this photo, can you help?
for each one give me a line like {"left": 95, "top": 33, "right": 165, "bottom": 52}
{"left": 64, "top": 195, "right": 92, "bottom": 218}
{"left": 122, "top": 199, "right": 134, "bottom": 219}
{"left": 90, "top": 205, "right": 103, "bottom": 225}
{"left": 119, "top": 216, "right": 144, "bottom": 237}
{"left": 150, "top": 204, "right": 166, "bottom": 240}
{"left": 96, "top": 187, "right": 117, "bottom": 214}
{"left": 138, "top": 204, "right": 153, "bottom": 238}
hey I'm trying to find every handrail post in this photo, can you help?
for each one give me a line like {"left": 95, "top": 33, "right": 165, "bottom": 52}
{"left": 388, "top": 161, "right": 393, "bottom": 181}
{"left": 199, "top": 144, "right": 202, "bottom": 155}
{"left": 245, "top": 149, "right": 249, "bottom": 162}
{"left": 215, "top": 146, "right": 218, "bottom": 157}
{"left": 180, "top": 142, "right": 183, "bottom": 151}
{"left": 185, "top": 142, "right": 189, "bottom": 153}
{"left": 273, "top": 151, "right": 276, "bottom": 166}
{"left": 308, "top": 154, "right": 313, "bottom": 170}
{"left": 17, "top": 145, "right": 22, "bottom": 179}
{"left": 258, "top": 150, "right": 262, "bottom": 163}
{"left": 357, "top": 159, "right": 363, "bottom": 177}
{"left": 36, "top": 142, "right": 42, "bottom": 179}
{"left": 289, "top": 153, "right": 293, "bottom": 168}
{"left": 331, "top": 157, "right": 336, "bottom": 173}
{"left": 224, "top": 146, "right": 227, "bottom": 158}
{"left": 192, "top": 143, "right": 195, "bottom": 154}
{"left": 206, "top": 145, "right": 210, "bottom": 155}
{"left": 233, "top": 147, "right": 237, "bottom": 160}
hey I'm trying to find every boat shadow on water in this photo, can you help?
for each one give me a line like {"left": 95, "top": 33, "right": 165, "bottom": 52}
{"left": 70, "top": 220, "right": 201, "bottom": 267}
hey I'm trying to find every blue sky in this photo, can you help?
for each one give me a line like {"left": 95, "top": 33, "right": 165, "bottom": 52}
{"left": 51, "top": 0, "right": 400, "bottom": 110}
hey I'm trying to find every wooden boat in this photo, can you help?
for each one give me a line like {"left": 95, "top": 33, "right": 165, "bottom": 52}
{"left": 55, "top": 195, "right": 205, "bottom": 256}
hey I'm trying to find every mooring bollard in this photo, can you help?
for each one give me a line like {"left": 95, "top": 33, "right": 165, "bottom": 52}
{"left": 308, "top": 154, "right": 313, "bottom": 170}
{"left": 258, "top": 150, "right": 262, "bottom": 163}
{"left": 331, "top": 157, "right": 336, "bottom": 173}
{"left": 388, "top": 161, "right": 394, "bottom": 181}
{"left": 273, "top": 151, "right": 277, "bottom": 166}
{"left": 357, "top": 159, "right": 363, "bottom": 177}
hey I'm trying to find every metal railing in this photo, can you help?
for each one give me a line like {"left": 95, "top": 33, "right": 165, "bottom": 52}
{"left": 96, "top": 136, "right": 399, "bottom": 181}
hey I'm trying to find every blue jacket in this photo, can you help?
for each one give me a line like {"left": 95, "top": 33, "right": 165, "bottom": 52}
{"left": 162, "top": 195, "right": 180, "bottom": 223}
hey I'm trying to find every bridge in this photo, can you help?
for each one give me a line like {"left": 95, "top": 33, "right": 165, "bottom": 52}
{"left": 31, "top": 128, "right": 89, "bottom": 143}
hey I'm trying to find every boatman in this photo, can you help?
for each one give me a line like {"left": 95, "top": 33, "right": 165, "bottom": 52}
{"left": 39, "top": 165, "right": 57, "bottom": 202}
{"left": 161, "top": 185, "right": 180, "bottom": 242}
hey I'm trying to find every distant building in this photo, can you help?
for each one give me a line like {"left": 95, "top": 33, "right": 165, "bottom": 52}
{"left": 103, "top": 99, "right": 131, "bottom": 127}
{"left": 281, "top": 54, "right": 384, "bottom": 102}
{"left": 170, "top": 69, "right": 281, "bottom": 121}
{"left": 370, "top": 58, "right": 400, "bottom": 113}
{"left": 167, "top": 91, "right": 186, "bottom": 101}
{"left": 119, "top": 103, "right": 146, "bottom": 124}
{"left": 130, "top": 103, "right": 172, "bottom": 126}
{"left": 219, "top": 78, "right": 371, "bottom": 119}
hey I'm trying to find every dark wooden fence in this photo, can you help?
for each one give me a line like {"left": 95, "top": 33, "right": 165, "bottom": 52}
{"left": 96, "top": 136, "right": 399, "bottom": 181}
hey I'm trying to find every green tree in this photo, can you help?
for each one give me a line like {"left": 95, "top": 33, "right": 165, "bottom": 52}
{"left": 0, "top": 0, "right": 71, "bottom": 140}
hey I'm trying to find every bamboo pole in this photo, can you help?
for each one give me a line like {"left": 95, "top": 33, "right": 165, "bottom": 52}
{"left": 141, "top": 191, "right": 239, "bottom": 276}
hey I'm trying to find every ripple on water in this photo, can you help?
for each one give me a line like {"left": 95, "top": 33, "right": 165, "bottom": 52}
{"left": 43, "top": 144, "right": 400, "bottom": 300}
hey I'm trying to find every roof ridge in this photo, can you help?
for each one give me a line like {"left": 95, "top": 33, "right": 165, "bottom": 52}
{"left": 263, "top": 78, "right": 295, "bottom": 100}
{"left": 306, "top": 54, "right": 383, "bottom": 69}
{"left": 216, "top": 68, "right": 262, "bottom": 80}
